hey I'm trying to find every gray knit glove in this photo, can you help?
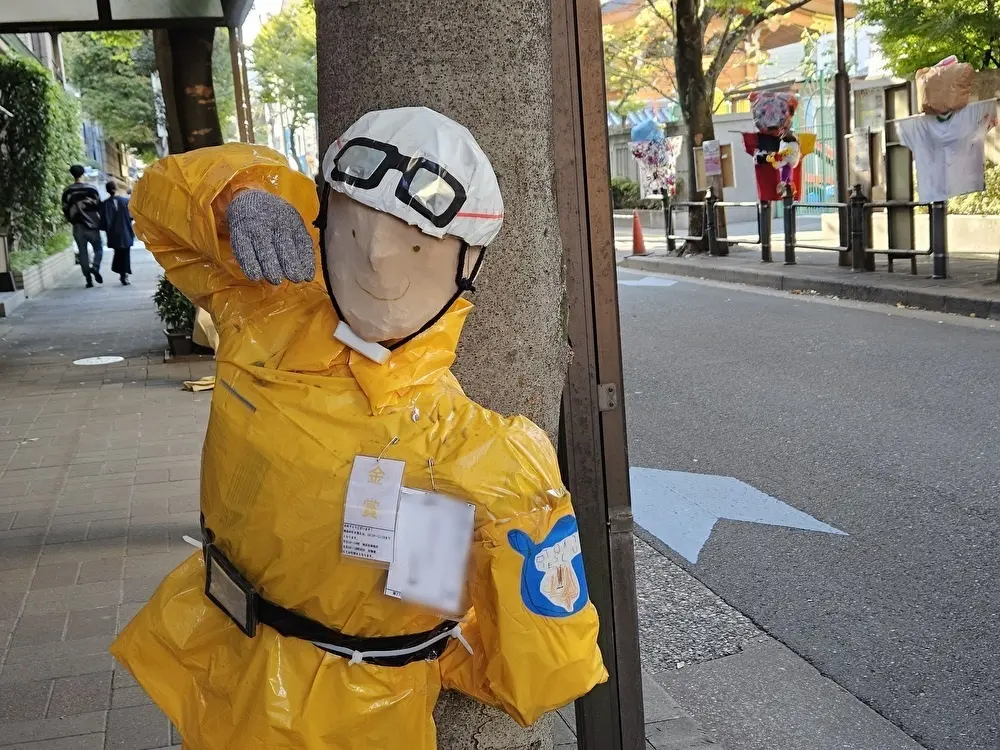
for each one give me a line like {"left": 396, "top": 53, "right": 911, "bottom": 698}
{"left": 227, "top": 190, "right": 315, "bottom": 285}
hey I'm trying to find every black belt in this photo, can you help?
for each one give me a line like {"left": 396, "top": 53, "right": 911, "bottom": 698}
{"left": 202, "top": 533, "right": 456, "bottom": 668}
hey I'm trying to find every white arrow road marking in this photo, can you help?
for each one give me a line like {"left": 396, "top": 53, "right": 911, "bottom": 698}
{"left": 631, "top": 467, "right": 847, "bottom": 563}
{"left": 617, "top": 276, "right": 678, "bottom": 287}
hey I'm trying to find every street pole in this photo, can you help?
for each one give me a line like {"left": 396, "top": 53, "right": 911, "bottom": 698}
{"left": 552, "top": 0, "right": 645, "bottom": 746}
{"left": 228, "top": 27, "right": 249, "bottom": 143}
{"left": 834, "top": 0, "right": 851, "bottom": 267}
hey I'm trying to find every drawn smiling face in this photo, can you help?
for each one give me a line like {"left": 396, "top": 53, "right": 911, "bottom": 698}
{"left": 508, "top": 515, "right": 590, "bottom": 618}
{"left": 540, "top": 560, "right": 581, "bottom": 613}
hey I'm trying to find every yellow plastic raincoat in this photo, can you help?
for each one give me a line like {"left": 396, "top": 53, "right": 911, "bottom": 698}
{"left": 110, "top": 144, "right": 607, "bottom": 749}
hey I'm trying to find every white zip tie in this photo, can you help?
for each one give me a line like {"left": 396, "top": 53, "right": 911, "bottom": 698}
{"left": 312, "top": 621, "right": 472, "bottom": 665}
{"left": 182, "top": 535, "right": 204, "bottom": 549}
{"left": 452, "top": 624, "right": 474, "bottom": 655}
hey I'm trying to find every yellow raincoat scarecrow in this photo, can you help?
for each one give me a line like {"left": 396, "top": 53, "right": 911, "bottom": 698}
{"left": 111, "top": 110, "right": 606, "bottom": 750}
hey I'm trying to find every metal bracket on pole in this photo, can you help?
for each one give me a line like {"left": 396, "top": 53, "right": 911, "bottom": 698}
{"left": 597, "top": 383, "right": 619, "bottom": 412}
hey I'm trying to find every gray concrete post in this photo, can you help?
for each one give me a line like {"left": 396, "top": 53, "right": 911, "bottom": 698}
{"left": 315, "top": 1, "right": 570, "bottom": 746}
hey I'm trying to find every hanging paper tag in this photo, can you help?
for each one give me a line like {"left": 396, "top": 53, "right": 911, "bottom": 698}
{"left": 384, "top": 488, "right": 476, "bottom": 615}
{"left": 342, "top": 456, "right": 405, "bottom": 566}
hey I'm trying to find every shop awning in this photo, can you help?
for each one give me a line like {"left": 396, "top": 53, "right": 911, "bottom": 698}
{"left": 0, "top": 0, "right": 254, "bottom": 32}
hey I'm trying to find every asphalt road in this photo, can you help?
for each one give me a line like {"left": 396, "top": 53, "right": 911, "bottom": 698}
{"left": 618, "top": 270, "right": 1000, "bottom": 750}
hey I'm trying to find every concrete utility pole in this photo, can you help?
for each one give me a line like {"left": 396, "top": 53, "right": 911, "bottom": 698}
{"left": 315, "top": 1, "right": 645, "bottom": 748}
{"left": 316, "top": 1, "right": 565, "bottom": 746}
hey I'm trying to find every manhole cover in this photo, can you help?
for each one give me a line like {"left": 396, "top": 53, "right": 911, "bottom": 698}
{"left": 73, "top": 356, "right": 124, "bottom": 366}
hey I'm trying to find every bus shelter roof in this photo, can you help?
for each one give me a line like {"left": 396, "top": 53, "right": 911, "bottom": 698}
{"left": 0, "top": 0, "right": 254, "bottom": 33}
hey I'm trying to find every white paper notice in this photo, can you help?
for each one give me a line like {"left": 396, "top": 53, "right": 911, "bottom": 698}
{"left": 384, "top": 488, "right": 476, "bottom": 615}
{"left": 342, "top": 456, "right": 406, "bottom": 566}
{"left": 703, "top": 139, "right": 722, "bottom": 176}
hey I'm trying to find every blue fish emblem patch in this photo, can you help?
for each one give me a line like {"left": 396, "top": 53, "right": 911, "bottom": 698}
{"left": 508, "top": 515, "right": 589, "bottom": 618}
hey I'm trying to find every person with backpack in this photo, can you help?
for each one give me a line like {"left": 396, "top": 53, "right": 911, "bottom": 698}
{"left": 101, "top": 180, "right": 135, "bottom": 286}
{"left": 61, "top": 165, "right": 104, "bottom": 287}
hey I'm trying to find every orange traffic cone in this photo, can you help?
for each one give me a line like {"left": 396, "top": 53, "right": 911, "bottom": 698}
{"left": 632, "top": 210, "right": 647, "bottom": 256}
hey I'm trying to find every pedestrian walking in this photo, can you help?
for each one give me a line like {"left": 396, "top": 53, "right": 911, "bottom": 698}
{"left": 61, "top": 165, "right": 104, "bottom": 287}
{"left": 101, "top": 180, "right": 135, "bottom": 286}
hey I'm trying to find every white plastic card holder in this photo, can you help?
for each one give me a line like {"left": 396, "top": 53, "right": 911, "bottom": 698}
{"left": 384, "top": 487, "right": 476, "bottom": 616}
{"left": 342, "top": 455, "right": 406, "bottom": 566}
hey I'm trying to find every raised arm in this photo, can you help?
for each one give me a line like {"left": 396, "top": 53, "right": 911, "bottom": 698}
{"left": 131, "top": 143, "right": 319, "bottom": 322}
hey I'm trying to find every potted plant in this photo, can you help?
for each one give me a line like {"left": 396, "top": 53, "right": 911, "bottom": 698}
{"left": 153, "top": 275, "right": 196, "bottom": 356}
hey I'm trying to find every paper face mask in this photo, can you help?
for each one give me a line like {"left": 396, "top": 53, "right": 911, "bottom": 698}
{"left": 750, "top": 92, "right": 798, "bottom": 136}
{"left": 322, "top": 191, "right": 480, "bottom": 343}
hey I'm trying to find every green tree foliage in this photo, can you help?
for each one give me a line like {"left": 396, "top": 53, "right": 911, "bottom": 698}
{"left": 603, "top": 14, "right": 676, "bottom": 119}
{"left": 63, "top": 29, "right": 237, "bottom": 158}
{"left": 609, "top": 177, "right": 665, "bottom": 209}
{"left": 252, "top": 0, "right": 317, "bottom": 161}
{"left": 862, "top": 0, "right": 1000, "bottom": 77}
{"left": 0, "top": 54, "right": 83, "bottom": 256}
{"left": 602, "top": 0, "right": 782, "bottom": 116}
{"left": 62, "top": 31, "right": 158, "bottom": 161}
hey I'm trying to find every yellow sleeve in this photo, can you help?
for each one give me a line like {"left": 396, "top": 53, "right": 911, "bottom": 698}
{"left": 131, "top": 143, "right": 321, "bottom": 323}
{"left": 440, "top": 417, "right": 608, "bottom": 726}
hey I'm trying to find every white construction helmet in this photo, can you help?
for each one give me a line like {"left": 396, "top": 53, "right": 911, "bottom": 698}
{"left": 321, "top": 107, "right": 504, "bottom": 248}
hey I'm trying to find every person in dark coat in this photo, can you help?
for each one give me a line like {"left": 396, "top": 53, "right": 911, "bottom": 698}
{"left": 101, "top": 181, "right": 136, "bottom": 286}
{"left": 62, "top": 165, "right": 104, "bottom": 287}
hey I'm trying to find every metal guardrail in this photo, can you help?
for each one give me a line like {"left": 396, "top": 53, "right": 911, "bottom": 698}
{"left": 714, "top": 201, "right": 762, "bottom": 244}
{"left": 863, "top": 200, "right": 932, "bottom": 276}
{"left": 665, "top": 200, "right": 706, "bottom": 255}
{"left": 864, "top": 201, "right": 932, "bottom": 256}
{"left": 781, "top": 192, "right": 849, "bottom": 265}
{"left": 663, "top": 186, "right": 950, "bottom": 279}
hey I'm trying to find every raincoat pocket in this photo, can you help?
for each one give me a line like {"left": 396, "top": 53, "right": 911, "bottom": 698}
{"left": 472, "top": 503, "right": 608, "bottom": 726}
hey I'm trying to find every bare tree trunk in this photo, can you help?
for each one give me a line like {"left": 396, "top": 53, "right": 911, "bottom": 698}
{"left": 165, "top": 26, "right": 223, "bottom": 152}
{"left": 316, "top": 0, "right": 566, "bottom": 747}
{"left": 673, "top": 0, "right": 727, "bottom": 254}
{"left": 152, "top": 30, "right": 184, "bottom": 155}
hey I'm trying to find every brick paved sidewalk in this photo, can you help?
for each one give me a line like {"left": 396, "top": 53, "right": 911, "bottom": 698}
{"left": 0, "top": 247, "right": 212, "bottom": 749}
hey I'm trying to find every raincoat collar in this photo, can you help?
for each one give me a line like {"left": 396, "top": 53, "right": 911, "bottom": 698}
{"left": 347, "top": 298, "right": 471, "bottom": 411}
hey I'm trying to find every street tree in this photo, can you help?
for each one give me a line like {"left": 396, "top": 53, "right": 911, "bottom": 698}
{"left": 252, "top": 0, "right": 317, "bottom": 165}
{"left": 603, "top": 17, "right": 677, "bottom": 120}
{"left": 64, "top": 29, "right": 236, "bottom": 159}
{"left": 862, "top": 0, "right": 1000, "bottom": 77}
{"left": 604, "top": 0, "right": 812, "bottom": 251}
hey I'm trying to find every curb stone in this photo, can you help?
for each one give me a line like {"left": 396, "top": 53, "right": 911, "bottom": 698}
{"left": 620, "top": 254, "right": 1000, "bottom": 320}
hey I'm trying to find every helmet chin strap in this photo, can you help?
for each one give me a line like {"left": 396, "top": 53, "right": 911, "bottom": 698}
{"left": 314, "top": 183, "right": 485, "bottom": 353}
